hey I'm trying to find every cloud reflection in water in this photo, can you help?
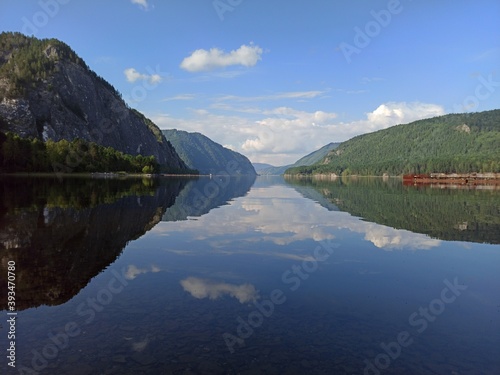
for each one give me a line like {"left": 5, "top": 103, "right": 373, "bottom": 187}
{"left": 153, "top": 185, "right": 441, "bottom": 252}
{"left": 180, "top": 277, "right": 259, "bottom": 303}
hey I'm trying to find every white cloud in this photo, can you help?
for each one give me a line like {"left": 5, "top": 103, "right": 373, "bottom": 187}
{"left": 366, "top": 102, "right": 444, "bottom": 128}
{"left": 162, "top": 94, "right": 196, "bottom": 102}
{"left": 131, "top": 0, "right": 149, "bottom": 10}
{"left": 125, "top": 264, "right": 161, "bottom": 280}
{"left": 152, "top": 101, "right": 445, "bottom": 165}
{"left": 180, "top": 44, "right": 263, "bottom": 72}
{"left": 217, "top": 90, "right": 327, "bottom": 102}
{"left": 241, "top": 107, "right": 339, "bottom": 156}
{"left": 124, "top": 68, "right": 162, "bottom": 84}
{"left": 180, "top": 277, "right": 259, "bottom": 303}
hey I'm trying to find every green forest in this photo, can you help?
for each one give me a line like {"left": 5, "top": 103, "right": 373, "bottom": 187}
{"left": 286, "top": 110, "right": 500, "bottom": 176}
{"left": 0, "top": 31, "right": 120, "bottom": 99}
{"left": 0, "top": 131, "right": 160, "bottom": 174}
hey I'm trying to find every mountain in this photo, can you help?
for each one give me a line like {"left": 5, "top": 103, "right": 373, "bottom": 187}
{"left": 162, "top": 129, "right": 256, "bottom": 175}
{"left": 0, "top": 32, "right": 188, "bottom": 172}
{"left": 286, "top": 110, "right": 500, "bottom": 176}
{"left": 259, "top": 142, "right": 340, "bottom": 175}
{"left": 252, "top": 162, "right": 275, "bottom": 173}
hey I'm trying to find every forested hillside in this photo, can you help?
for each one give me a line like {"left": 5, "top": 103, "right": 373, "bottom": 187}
{"left": 162, "top": 129, "right": 256, "bottom": 175}
{"left": 259, "top": 142, "right": 340, "bottom": 175}
{"left": 286, "top": 110, "right": 500, "bottom": 176}
{"left": 0, "top": 131, "right": 162, "bottom": 174}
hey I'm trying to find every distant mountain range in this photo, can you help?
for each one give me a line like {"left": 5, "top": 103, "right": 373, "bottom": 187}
{"left": 286, "top": 110, "right": 500, "bottom": 176}
{"left": 252, "top": 163, "right": 274, "bottom": 173}
{"left": 256, "top": 142, "right": 340, "bottom": 175}
{"left": 162, "top": 129, "right": 256, "bottom": 175}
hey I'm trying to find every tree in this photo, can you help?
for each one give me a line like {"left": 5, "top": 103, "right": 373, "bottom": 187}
{"left": 142, "top": 165, "right": 154, "bottom": 174}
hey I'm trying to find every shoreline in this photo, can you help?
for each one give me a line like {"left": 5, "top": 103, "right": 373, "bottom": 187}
{"left": 0, "top": 172, "right": 257, "bottom": 178}
{"left": 284, "top": 173, "right": 500, "bottom": 185}
{"left": 0, "top": 172, "right": 198, "bottom": 179}
{"left": 403, "top": 173, "right": 500, "bottom": 186}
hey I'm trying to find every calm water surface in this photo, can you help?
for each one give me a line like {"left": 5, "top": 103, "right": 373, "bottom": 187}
{"left": 0, "top": 176, "right": 499, "bottom": 375}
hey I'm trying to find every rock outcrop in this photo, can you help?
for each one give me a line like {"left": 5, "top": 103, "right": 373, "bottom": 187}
{"left": 0, "top": 32, "right": 187, "bottom": 171}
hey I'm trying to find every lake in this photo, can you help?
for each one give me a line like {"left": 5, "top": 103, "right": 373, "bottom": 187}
{"left": 0, "top": 175, "right": 499, "bottom": 374}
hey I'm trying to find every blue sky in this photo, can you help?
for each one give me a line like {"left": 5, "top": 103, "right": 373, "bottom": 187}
{"left": 1, "top": 0, "right": 499, "bottom": 164}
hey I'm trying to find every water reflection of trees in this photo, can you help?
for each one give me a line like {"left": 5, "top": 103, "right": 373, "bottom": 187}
{"left": 0, "top": 175, "right": 257, "bottom": 310}
{"left": 286, "top": 177, "right": 500, "bottom": 244}
{"left": 0, "top": 177, "right": 187, "bottom": 310}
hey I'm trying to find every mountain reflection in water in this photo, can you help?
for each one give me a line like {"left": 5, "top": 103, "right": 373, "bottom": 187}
{"left": 0, "top": 176, "right": 498, "bottom": 375}
{"left": 0, "top": 176, "right": 255, "bottom": 310}
{"left": 286, "top": 176, "right": 500, "bottom": 244}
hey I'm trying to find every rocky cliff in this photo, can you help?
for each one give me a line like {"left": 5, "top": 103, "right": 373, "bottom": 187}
{"left": 0, "top": 32, "right": 187, "bottom": 171}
